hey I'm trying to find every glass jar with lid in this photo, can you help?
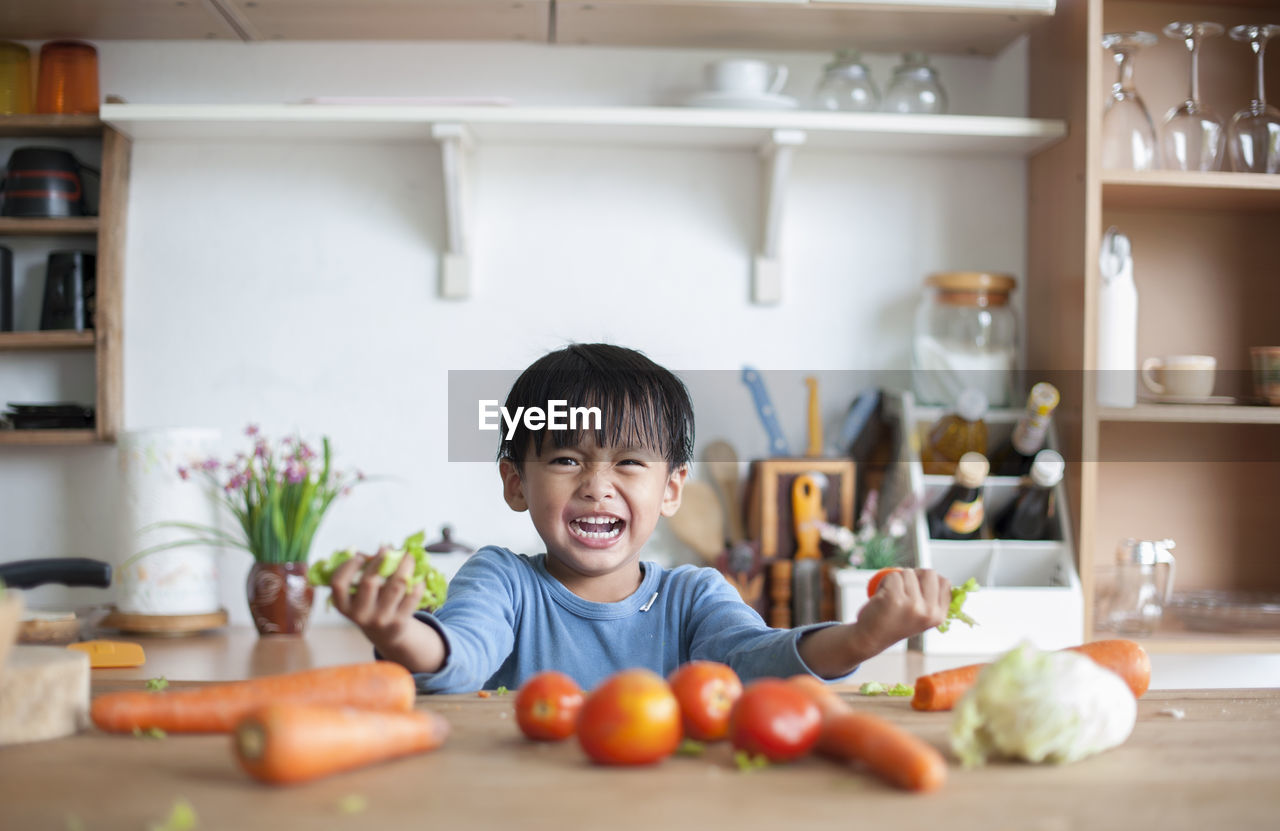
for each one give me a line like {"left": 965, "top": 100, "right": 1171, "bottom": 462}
{"left": 912, "top": 271, "right": 1018, "bottom": 408}
{"left": 812, "top": 49, "right": 880, "bottom": 112}
{"left": 883, "top": 52, "right": 948, "bottom": 114}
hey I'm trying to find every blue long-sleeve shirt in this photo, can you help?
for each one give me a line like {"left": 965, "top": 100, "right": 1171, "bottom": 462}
{"left": 404, "top": 546, "right": 852, "bottom": 693}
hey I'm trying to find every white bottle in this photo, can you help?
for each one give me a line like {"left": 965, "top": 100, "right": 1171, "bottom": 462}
{"left": 1097, "top": 227, "right": 1138, "bottom": 407}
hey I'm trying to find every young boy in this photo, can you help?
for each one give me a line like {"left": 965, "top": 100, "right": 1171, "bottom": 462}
{"left": 329, "top": 343, "right": 950, "bottom": 692}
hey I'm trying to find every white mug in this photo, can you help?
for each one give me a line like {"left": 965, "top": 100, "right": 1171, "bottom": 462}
{"left": 1141, "top": 355, "right": 1216, "bottom": 398}
{"left": 704, "top": 58, "right": 788, "bottom": 96}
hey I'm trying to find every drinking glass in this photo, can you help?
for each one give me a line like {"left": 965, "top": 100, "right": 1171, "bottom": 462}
{"left": 882, "top": 53, "right": 947, "bottom": 114}
{"left": 1227, "top": 24, "right": 1280, "bottom": 173}
{"left": 1161, "top": 22, "right": 1225, "bottom": 171}
{"left": 1102, "top": 32, "right": 1159, "bottom": 170}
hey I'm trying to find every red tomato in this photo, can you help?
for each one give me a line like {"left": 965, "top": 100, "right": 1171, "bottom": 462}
{"left": 577, "top": 669, "right": 682, "bottom": 765}
{"left": 668, "top": 661, "right": 744, "bottom": 742}
{"left": 787, "top": 674, "right": 849, "bottom": 721}
{"left": 514, "top": 670, "right": 585, "bottom": 742}
{"left": 866, "top": 567, "right": 904, "bottom": 598}
{"left": 728, "top": 678, "right": 822, "bottom": 763}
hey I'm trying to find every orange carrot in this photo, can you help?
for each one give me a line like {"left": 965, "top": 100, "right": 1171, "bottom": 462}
{"left": 911, "top": 639, "right": 1151, "bottom": 711}
{"left": 817, "top": 709, "right": 948, "bottom": 793}
{"left": 1066, "top": 639, "right": 1151, "bottom": 699}
{"left": 866, "top": 567, "right": 904, "bottom": 598}
{"left": 234, "top": 704, "right": 450, "bottom": 785}
{"left": 91, "top": 661, "right": 415, "bottom": 733}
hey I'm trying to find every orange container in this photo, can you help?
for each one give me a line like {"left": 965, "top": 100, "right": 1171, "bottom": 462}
{"left": 0, "top": 41, "right": 33, "bottom": 115}
{"left": 36, "top": 40, "right": 99, "bottom": 115}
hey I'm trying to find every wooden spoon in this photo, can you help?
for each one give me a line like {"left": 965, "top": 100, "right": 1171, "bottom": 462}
{"left": 703, "top": 440, "right": 745, "bottom": 544}
{"left": 667, "top": 480, "right": 724, "bottom": 564}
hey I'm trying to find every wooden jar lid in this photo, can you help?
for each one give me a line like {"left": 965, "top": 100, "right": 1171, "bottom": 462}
{"left": 925, "top": 271, "right": 1017, "bottom": 307}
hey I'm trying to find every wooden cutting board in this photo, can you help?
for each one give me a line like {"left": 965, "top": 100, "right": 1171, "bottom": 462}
{"left": 0, "top": 646, "right": 90, "bottom": 745}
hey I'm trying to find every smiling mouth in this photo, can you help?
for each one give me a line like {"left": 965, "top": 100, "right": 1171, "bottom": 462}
{"left": 569, "top": 516, "right": 625, "bottom": 541}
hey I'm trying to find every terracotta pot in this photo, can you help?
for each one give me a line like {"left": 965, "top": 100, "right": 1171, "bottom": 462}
{"left": 246, "top": 562, "right": 313, "bottom": 636}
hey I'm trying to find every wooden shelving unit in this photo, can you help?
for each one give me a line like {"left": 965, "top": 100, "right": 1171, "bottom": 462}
{"left": 0, "top": 114, "right": 128, "bottom": 445}
{"left": 1029, "top": 0, "right": 1280, "bottom": 655}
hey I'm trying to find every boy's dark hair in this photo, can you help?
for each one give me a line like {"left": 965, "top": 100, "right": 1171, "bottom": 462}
{"left": 498, "top": 343, "right": 695, "bottom": 470}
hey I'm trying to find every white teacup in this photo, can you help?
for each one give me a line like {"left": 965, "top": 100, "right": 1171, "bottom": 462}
{"left": 704, "top": 58, "right": 788, "bottom": 97}
{"left": 1141, "top": 355, "right": 1216, "bottom": 399}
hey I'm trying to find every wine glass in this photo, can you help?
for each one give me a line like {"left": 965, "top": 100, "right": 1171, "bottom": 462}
{"left": 1161, "top": 22, "right": 1226, "bottom": 171}
{"left": 882, "top": 53, "right": 947, "bottom": 114}
{"left": 813, "top": 50, "right": 880, "bottom": 112}
{"left": 1102, "top": 32, "right": 1159, "bottom": 170}
{"left": 1227, "top": 24, "right": 1280, "bottom": 173}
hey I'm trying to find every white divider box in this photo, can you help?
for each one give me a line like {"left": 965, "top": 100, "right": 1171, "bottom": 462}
{"left": 884, "top": 391, "right": 1084, "bottom": 654}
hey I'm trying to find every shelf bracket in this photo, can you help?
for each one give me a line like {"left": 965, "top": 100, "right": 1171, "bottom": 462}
{"left": 431, "top": 122, "right": 473, "bottom": 299}
{"left": 753, "top": 128, "right": 806, "bottom": 305}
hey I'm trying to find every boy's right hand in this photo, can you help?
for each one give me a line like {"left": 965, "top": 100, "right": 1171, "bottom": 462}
{"left": 329, "top": 547, "right": 427, "bottom": 649}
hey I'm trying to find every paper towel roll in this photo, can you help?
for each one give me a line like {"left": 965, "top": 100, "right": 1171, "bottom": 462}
{"left": 116, "top": 428, "right": 223, "bottom": 615}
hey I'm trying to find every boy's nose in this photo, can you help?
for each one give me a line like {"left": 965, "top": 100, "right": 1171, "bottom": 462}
{"left": 576, "top": 464, "right": 616, "bottom": 500}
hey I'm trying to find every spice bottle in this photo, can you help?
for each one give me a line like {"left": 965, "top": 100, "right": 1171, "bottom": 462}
{"left": 921, "top": 388, "right": 989, "bottom": 477}
{"left": 927, "top": 452, "right": 989, "bottom": 541}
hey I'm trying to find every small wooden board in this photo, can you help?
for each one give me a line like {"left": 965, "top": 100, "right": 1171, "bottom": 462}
{"left": 100, "top": 608, "right": 228, "bottom": 636}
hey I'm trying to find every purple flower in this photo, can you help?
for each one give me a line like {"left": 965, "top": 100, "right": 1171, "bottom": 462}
{"left": 355, "top": 469, "right": 366, "bottom": 482}
{"left": 299, "top": 443, "right": 317, "bottom": 461}
{"left": 254, "top": 439, "right": 268, "bottom": 459}
{"left": 177, "top": 466, "right": 190, "bottom": 481}
{"left": 200, "top": 457, "right": 220, "bottom": 472}
{"left": 285, "top": 461, "right": 306, "bottom": 484}
{"left": 245, "top": 424, "right": 260, "bottom": 438}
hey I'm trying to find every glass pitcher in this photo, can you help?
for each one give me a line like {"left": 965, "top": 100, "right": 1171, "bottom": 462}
{"left": 1104, "top": 538, "right": 1176, "bottom": 635}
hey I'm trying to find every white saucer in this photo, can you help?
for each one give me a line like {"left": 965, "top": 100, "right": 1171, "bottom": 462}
{"left": 1141, "top": 394, "right": 1236, "bottom": 405}
{"left": 682, "top": 90, "right": 799, "bottom": 110}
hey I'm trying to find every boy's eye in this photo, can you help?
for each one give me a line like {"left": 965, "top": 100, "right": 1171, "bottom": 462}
{"left": 549, "top": 456, "right": 579, "bottom": 466}
{"left": 618, "top": 459, "right": 646, "bottom": 467}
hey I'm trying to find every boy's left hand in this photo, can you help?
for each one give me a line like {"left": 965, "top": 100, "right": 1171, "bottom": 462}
{"left": 851, "top": 568, "right": 950, "bottom": 657}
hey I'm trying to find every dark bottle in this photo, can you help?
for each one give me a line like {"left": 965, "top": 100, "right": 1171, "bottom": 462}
{"left": 927, "top": 452, "right": 989, "bottom": 541}
{"left": 990, "top": 382, "right": 1060, "bottom": 477}
{"left": 993, "top": 449, "right": 1065, "bottom": 540}
{"left": 921, "top": 387, "right": 989, "bottom": 477}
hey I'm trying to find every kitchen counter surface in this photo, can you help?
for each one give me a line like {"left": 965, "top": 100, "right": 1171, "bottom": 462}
{"left": 3, "top": 627, "right": 1280, "bottom": 828}
{"left": 3, "top": 679, "right": 1278, "bottom": 829}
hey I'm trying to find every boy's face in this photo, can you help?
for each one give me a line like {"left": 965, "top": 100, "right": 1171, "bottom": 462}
{"left": 499, "top": 435, "right": 687, "bottom": 601}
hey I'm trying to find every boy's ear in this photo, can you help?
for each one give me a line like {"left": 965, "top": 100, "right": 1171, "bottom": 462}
{"left": 659, "top": 464, "right": 690, "bottom": 518}
{"left": 499, "top": 458, "right": 528, "bottom": 512}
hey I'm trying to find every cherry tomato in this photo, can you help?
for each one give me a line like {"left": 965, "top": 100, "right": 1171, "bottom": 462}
{"left": 728, "top": 678, "right": 822, "bottom": 763}
{"left": 866, "top": 567, "right": 904, "bottom": 598}
{"left": 668, "top": 661, "right": 744, "bottom": 742}
{"left": 514, "top": 670, "right": 585, "bottom": 742}
{"left": 577, "top": 669, "right": 682, "bottom": 766}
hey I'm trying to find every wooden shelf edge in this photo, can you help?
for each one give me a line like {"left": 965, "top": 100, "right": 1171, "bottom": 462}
{"left": 1102, "top": 170, "right": 1280, "bottom": 211}
{"left": 1137, "top": 635, "right": 1280, "bottom": 655}
{"left": 0, "top": 429, "right": 101, "bottom": 446}
{"left": 0, "top": 217, "right": 100, "bottom": 236}
{"left": 0, "top": 331, "right": 96, "bottom": 351}
{"left": 1097, "top": 405, "right": 1280, "bottom": 425}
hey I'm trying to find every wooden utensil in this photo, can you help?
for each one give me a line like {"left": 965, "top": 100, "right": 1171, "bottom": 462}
{"left": 791, "top": 473, "right": 826, "bottom": 627}
{"left": 805, "top": 376, "right": 822, "bottom": 457}
{"left": 703, "top": 440, "right": 745, "bottom": 544}
{"left": 667, "top": 480, "right": 724, "bottom": 564}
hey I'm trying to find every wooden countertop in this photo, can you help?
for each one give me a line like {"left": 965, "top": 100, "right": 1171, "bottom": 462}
{"left": 2, "top": 682, "right": 1278, "bottom": 830}
{"left": 3, "top": 627, "right": 1280, "bottom": 828}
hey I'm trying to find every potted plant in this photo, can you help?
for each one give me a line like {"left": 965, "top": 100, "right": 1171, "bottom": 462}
{"left": 130, "top": 425, "right": 364, "bottom": 635}
{"left": 820, "top": 488, "right": 919, "bottom": 628}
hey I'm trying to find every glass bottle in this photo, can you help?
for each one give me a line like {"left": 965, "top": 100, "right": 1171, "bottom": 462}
{"left": 921, "top": 388, "right": 989, "bottom": 477}
{"left": 912, "top": 271, "right": 1018, "bottom": 408}
{"left": 883, "top": 52, "right": 948, "bottom": 114}
{"left": 927, "top": 452, "right": 988, "bottom": 541}
{"left": 813, "top": 49, "right": 880, "bottom": 112}
{"left": 993, "top": 450, "right": 1064, "bottom": 540}
{"left": 989, "top": 382, "right": 1061, "bottom": 477}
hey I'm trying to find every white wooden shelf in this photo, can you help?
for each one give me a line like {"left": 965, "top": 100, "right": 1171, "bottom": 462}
{"left": 102, "top": 103, "right": 1064, "bottom": 304}
{"left": 1098, "top": 405, "right": 1280, "bottom": 426}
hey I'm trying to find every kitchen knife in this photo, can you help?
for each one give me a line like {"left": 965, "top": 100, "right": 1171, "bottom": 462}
{"left": 741, "top": 366, "right": 791, "bottom": 457}
{"left": 791, "top": 473, "right": 825, "bottom": 627}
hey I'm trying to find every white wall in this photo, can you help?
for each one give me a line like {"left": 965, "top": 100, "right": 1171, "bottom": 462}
{"left": 1, "top": 40, "right": 1029, "bottom": 623}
